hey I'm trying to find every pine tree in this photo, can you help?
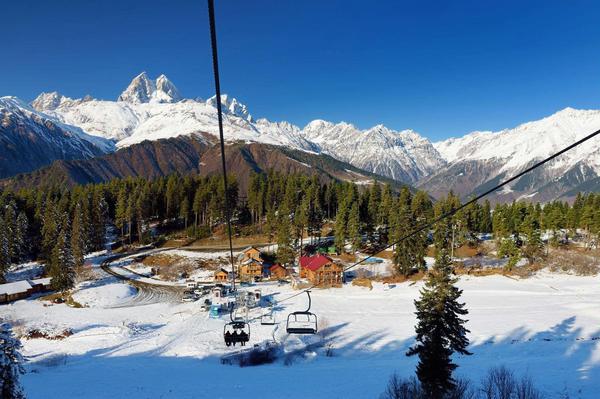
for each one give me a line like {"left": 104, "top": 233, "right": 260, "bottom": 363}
{"left": 407, "top": 248, "right": 471, "bottom": 398}
{"left": 391, "top": 199, "right": 425, "bottom": 276}
{"left": 521, "top": 214, "right": 544, "bottom": 266}
{"left": 265, "top": 207, "right": 277, "bottom": 243}
{"left": 334, "top": 201, "right": 348, "bottom": 253}
{"left": 3, "top": 203, "right": 17, "bottom": 262}
{"left": 347, "top": 201, "right": 361, "bottom": 251}
{"left": 0, "top": 323, "right": 25, "bottom": 399}
{"left": 115, "top": 187, "right": 128, "bottom": 238}
{"left": 41, "top": 200, "right": 59, "bottom": 262}
{"left": 49, "top": 225, "right": 76, "bottom": 292}
{"left": 180, "top": 197, "right": 190, "bottom": 232}
{"left": 276, "top": 205, "right": 295, "bottom": 265}
{"left": 480, "top": 200, "right": 493, "bottom": 233}
{"left": 0, "top": 219, "right": 10, "bottom": 283}
{"left": 14, "top": 213, "right": 28, "bottom": 263}
{"left": 71, "top": 203, "right": 86, "bottom": 268}
{"left": 498, "top": 237, "right": 520, "bottom": 271}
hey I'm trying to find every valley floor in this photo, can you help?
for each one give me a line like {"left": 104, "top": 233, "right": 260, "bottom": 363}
{"left": 4, "top": 250, "right": 600, "bottom": 398}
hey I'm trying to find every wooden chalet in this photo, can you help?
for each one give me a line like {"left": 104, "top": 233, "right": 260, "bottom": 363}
{"left": 214, "top": 268, "right": 229, "bottom": 282}
{"left": 239, "top": 258, "right": 263, "bottom": 280}
{"left": 267, "top": 263, "right": 288, "bottom": 280}
{"left": 240, "top": 246, "right": 263, "bottom": 263}
{"left": 299, "top": 255, "right": 343, "bottom": 286}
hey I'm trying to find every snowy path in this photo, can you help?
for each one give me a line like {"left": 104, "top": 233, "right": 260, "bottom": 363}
{"left": 100, "top": 252, "right": 185, "bottom": 306}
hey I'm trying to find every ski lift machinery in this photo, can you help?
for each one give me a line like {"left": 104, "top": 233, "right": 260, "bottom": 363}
{"left": 286, "top": 291, "right": 318, "bottom": 334}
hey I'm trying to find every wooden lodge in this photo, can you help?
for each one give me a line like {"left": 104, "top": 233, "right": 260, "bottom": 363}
{"left": 214, "top": 268, "right": 229, "bottom": 282}
{"left": 0, "top": 277, "right": 52, "bottom": 304}
{"left": 240, "top": 246, "right": 263, "bottom": 264}
{"left": 261, "top": 263, "right": 288, "bottom": 280}
{"left": 239, "top": 259, "right": 263, "bottom": 280}
{"left": 299, "top": 255, "right": 343, "bottom": 286}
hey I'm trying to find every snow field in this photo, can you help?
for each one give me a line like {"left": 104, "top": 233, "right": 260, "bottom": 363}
{"left": 3, "top": 251, "right": 600, "bottom": 398}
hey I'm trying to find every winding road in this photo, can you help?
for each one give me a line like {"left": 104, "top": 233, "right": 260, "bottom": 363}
{"left": 100, "top": 251, "right": 185, "bottom": 307}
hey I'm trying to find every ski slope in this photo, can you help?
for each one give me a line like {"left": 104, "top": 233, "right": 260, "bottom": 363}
{"left": 4, "top": 251, "right": 600, "bottom": 398}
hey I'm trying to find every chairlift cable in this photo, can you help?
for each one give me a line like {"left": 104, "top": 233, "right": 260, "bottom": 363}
{"left": 205, "top": 0, "right": 600, "bottom": 325}
{"left": 273, "top": 127, "right": 600, "bottom": 306}
{"left": 207, "top": 0, "right": 237, "bottom": 291}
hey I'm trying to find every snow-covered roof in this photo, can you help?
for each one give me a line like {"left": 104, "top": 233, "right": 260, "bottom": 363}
{"left": 0, "top": 280, "right": 32, "bottom": 295}
{"left": 30, "top": 277, "right": 52, "bottom": 286}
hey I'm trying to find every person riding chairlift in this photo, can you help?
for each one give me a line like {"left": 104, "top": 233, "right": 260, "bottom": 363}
{"left": 239, "top": 330, "right": 248, "bottom": 346}
{"left": 232, "top": 330, "right": 239, "bottom": 346}
{"left": 224, "top": 331, "right": 232, "bottom": 347}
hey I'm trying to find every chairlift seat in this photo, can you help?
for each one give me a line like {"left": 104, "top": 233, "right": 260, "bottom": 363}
{"left": 224, "top": 321, "right": 250, "bottom": 345}
{"left": 261, "top": 314, "right": 276, "bottom": 325}
{"left": 286, "top": 311, "right": 318, "bottom": 335}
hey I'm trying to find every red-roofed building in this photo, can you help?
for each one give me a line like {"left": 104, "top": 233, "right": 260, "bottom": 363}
{"left": 299, "top": 255, "right": 343, "bottom": 286}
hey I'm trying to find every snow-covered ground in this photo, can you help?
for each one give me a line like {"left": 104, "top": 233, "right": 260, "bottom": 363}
{"left": 3, "top": 252, "right": 600, "bottom": 398}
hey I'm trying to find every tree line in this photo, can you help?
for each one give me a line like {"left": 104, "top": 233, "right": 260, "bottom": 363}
{"left": 2, "top": 171, "right": 600, "bottom": 287}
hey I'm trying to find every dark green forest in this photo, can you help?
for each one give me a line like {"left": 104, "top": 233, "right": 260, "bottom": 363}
{"left": 1, "top": 171, "right": 599, "bottom": 290}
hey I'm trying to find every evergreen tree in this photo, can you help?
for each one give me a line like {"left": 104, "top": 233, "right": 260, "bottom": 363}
{"left": 41, "top": 200, "right": 59, "bottom": 262}
{"left": 334, "top": 201, "right": 348, "bottom": 253}
{"left": 0, "top": 323, "right": 25, "bottom": 399}
{"left": 0, "top": 219, "right": 9, "bottom": 283}
{"left": 115, "top": 187, "right": 128, "bottom": 238}
{"left": 71, "top": 203, "right": 86, "bottom": 268}
{"left": 91, "top": 192, "right": 108, "bottom": 250}
{"left": 265, "top": 207, "right": 277, "bottom": 243}
{"left": 3, "top": 203, "right": 17, "bottom": 262}
{"left": 407, "top": 248, "right": 471, "bottom": 397}
{"left": 347, "top": 201, "right": 361, "bottom": 251}
{"left": 480, "top": 200, "right": 492, "bottom": 233}
{"left": 180, "top": 197, "right": 190, "bottom": 231}
{"left": 49, "top": 225, "right": 76, "bottom": 291}
{"left": 276, "top": 206, "right": 295, "bottom": 265}
{"left": 391, "top": 198, "right": 425, "bottom": 276}
{"left": 497, "top": 237, "right": 520, "bottom": 271}
{"left": 14, "top": 213, "right": 28, "bottom": 263}
{"left": 521, "top": 213, "right": 544, "bottom": 265}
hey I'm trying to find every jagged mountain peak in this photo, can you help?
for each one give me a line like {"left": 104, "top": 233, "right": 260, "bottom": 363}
{"left": 117, "top": 72, "right": 181, "bottom": 104}
{"left": 155, "top": 74, "right": 182, "bottom": 103}
{"left": 206, "top": 94, "right": 252, "bottom": 121}
{"left": 31, "top": 91, "right": 72, "bottom": 111}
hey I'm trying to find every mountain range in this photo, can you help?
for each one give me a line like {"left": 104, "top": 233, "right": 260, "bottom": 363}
{"left": 3, "top": 72, "right": 600, "bottom": 202}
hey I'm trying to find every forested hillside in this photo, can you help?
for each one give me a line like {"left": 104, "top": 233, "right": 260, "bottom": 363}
{"left": 1, "top": 170, "right": 599, "bottom": 290}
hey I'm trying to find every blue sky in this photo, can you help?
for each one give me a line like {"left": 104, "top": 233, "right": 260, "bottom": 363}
{"left": 2, "top": 0, "right": 600, "bottom": 141}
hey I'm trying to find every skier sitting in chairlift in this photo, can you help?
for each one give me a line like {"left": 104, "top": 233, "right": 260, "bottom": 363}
{"left": 239, "top": 330, "right": 248, "bottom": 346}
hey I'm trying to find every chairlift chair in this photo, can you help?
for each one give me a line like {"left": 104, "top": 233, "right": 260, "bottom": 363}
{"left": 261, "top": 304, "right": 276, "bottom": 325}
{"left": 286, "top": 291, "right": 318, "bottom": 335}
{"left": 224, "top": 304, "right": 250, "bottom": 347}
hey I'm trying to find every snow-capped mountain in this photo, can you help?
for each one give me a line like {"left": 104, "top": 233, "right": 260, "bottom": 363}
{"left": 31, "top": 72, "right": 445, "bottom": 184}
{"left": 117, "top": 72, "right": 181, "bottom": 104}
{"left": 21, "top": 72, "right": 600, "bottom": 200}
{"left": 0, "top": 96, "right": 114, "bottom": 178}
{"left": 302, "top": 121, "right": 445, "bottom": 183}
{"left": 420, "top": 108, "right": 600, "bottom": 201}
